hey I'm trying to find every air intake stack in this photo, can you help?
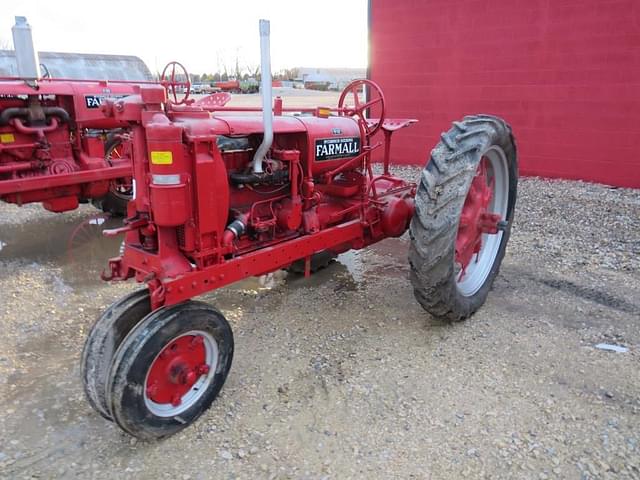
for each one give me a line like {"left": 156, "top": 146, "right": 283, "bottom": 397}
{"left": 12, "top": 16, "right": 41, "bottom": 83}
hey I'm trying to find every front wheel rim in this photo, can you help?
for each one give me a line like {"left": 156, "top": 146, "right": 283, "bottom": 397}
{"left": 455, "top": 146, "right": 509, "bottom": 297}
{"left": 143, "top": 330, "right": 218, "bottom": 417}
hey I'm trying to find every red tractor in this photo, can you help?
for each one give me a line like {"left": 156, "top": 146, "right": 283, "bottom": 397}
{"left": 0, "top": 55, "right": 208, "bottom": 215}
{"left": 0, "top": 75, "right": 135, "bottom": 214}
{"left": 6, "top": 19, "right": 518, "bottom": 439}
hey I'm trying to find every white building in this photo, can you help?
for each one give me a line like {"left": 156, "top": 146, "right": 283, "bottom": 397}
{"left": 297, "top": 67, "right": 366, "bottom": 90}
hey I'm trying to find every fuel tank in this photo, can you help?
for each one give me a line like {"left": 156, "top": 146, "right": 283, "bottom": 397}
{"left": 296, "top": 116, "right": 362, "bottom": 176}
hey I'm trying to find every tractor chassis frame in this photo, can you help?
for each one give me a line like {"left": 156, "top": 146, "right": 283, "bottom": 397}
{"left": 106, "top": 179, "right": 415, "bottom": 310}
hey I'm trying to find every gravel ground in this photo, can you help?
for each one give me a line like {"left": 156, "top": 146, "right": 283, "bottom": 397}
{"left": 0, "top": 169, "right": 639, "bottom": 479}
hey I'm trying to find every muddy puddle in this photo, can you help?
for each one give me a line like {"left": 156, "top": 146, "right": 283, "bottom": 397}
{"left": 0, "top": 209, "right": 411, "bottom": 295}
{"left": 0, "top": 211, "right": 123, "bottom": 288}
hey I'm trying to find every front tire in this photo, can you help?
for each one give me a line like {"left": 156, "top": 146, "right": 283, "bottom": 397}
{"left": 106, "top": 301, "right": 234, "bottom": 440}
{"left": 409, "top": 115, "right": 517, "bottom": 321}
{"left": 81, "top": 289, "right": 151, "bottom": 421}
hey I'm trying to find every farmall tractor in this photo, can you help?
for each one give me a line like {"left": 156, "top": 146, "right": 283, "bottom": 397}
{"left": 0, "top": 17, "right": 225, "bottom": 215}
{"left": 2, "top": 19, "right": 517, "bottom": 439}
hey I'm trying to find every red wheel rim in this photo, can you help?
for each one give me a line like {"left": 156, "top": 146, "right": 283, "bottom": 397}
{"left": 144, "top": 331, "right": 216, "bottom": 416}
{"left": 454, "top": 147, "right": 509, "bottom": 296}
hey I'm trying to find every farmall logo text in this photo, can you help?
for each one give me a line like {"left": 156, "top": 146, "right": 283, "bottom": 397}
{"left": 315, "top": 137, "right": 360, "bottom": 161}
{"left": 84, "top": 94, "right": 127, "bottom": 109}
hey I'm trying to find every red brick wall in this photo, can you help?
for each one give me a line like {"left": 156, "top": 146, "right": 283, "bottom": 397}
{"left": 369, "top": 0, "right": 640, "bottom": 188}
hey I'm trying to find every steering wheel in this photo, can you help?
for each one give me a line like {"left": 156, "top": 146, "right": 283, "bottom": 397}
{"left": 160, "top": 61, "right": 191, "bottom": 105}
{"left": 338, "top": 79, "right": 386, "bottom": 137}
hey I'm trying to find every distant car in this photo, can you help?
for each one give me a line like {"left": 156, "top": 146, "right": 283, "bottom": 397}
{"left": 191, "top": 83, "right": 206, "bottom": 94}
{"left": 202, "top": 84, "right": 219, "bottom": 94}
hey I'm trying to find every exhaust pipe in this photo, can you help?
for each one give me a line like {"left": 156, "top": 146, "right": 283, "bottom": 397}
{"left": 12, "top": 16, "right": 41, "bottom": 83}
{"left": 252, "top": 19, "right": 273, "bottom": 174}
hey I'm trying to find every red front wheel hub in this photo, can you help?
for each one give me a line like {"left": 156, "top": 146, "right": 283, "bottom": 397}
{"left": 146, "top": 334, "right": 210, "bottom": 407}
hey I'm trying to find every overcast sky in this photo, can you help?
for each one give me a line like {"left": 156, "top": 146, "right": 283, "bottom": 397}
{"left": 1, "top": 0, "right": 368, "bottom": 74}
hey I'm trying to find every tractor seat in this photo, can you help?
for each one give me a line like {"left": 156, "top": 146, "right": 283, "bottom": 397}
{"left": 195, "top": 92, "right": 232, "bottom": 108}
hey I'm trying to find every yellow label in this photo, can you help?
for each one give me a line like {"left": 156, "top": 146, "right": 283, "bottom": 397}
{"left": 0, "top": 133, "right": 15, "bottom": 143}
{"left": 150, "top": 151, "right": 173, "bottom": 165}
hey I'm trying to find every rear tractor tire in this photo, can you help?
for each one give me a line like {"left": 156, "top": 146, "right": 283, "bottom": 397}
{"left": 409, "top": 115, "right": 518, "bottom": 321}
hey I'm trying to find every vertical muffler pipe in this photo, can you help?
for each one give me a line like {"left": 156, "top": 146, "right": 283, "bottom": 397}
{"left": 12, "top": 16, "right": 41, "bottom": 84}
{"left": 252, "top": 19, "right": 273, "bottom": 174}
